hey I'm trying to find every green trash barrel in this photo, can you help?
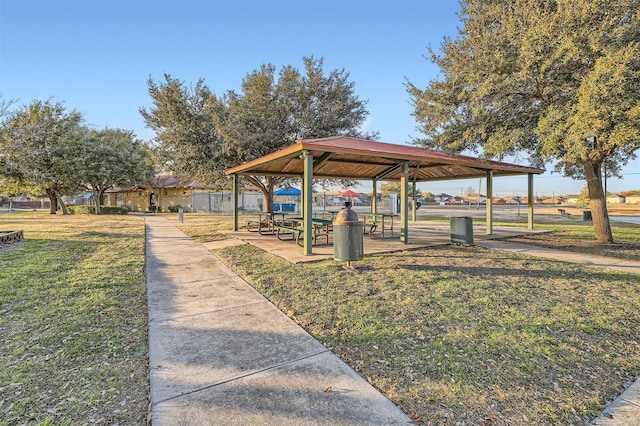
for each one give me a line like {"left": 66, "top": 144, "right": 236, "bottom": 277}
{"left": 451, "top": 216, "right": 474, "bottom": 245}
{"left": 333, "top": 203, "right": 363, "bottom": 262}
{"left": 583, "top": 210, "right": 592, "bottom": 221}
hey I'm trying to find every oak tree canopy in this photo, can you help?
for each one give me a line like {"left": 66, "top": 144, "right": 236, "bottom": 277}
{"left": 408, "top": 0, "right": 640, "bottom": 243}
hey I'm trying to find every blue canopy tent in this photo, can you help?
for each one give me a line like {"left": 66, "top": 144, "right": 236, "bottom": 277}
{"left": 273, "top": 187, "right": 301, "bottom": 212}
{"left": 274, "top": 187, "right": 301, "bottom": 196}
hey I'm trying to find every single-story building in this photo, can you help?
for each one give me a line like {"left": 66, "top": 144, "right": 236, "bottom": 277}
{"left": 107, "top": 176, "right": 211, "bottom": 212}
{"left": 607, "top": 194, "right": 626, "bottom": 204}
{"left": 565, "top": 195, "right": 580, "bottom": 204}
{"left": 625, "top": 194, "right": 640, "bottom": 204}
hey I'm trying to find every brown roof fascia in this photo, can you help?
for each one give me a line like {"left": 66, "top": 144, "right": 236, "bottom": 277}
{"left": 224, "top": 136, "right": 545, "bottom": 177}
{"left": 224, "top": 143, "right": 303, "bottom": 175}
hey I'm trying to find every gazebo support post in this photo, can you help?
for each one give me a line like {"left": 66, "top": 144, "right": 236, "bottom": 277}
{"left": 299, "top": 179, "right": 304, "bottom": 217}
{"left": 411, "top": 165, "right": 419, "bottom": 222}
{"left": 232, "top": 174, "right": 239, "bottom": 232}
{"left": 486, "top": 170, "right": 493, "bottom": 235}
{"left": 302, "top": 150, "right": 313, "bottom": 255}
{"left": 372, "top": 178, "right": 377, "bottom": 214}
{"left": 400, "top": 161, "right": 409, "bottom": 243}
{"left": 411, "top": 180, "right": 417, "bottom": 222}
{"left": 528, "top": 173, "right": 534, "bottom": 230}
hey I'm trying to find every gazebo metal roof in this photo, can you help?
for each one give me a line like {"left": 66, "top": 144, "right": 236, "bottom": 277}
{"left": 224, "top": 136, "right": 545, "bottom": 180}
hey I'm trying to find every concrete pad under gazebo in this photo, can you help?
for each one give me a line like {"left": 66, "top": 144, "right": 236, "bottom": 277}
{"left": 224, "top": 220, "right": 551, "bottom": 264}
{"left": 224, "top": 136, "right": 545, "bottom": 256}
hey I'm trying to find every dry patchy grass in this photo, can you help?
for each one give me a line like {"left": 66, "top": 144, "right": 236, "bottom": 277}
{"left": 168, "top": 211, "right": 243, "bottom": 243}
{"left": 0, "top": 212, "right": 149, "bottom": 425}
{"left": 503, "top": 222, "right": 640, "bottom": 262}
{"left": 214, "top": 243, "right": 640, "bottom": 425}
{"left": 182, "top": 212, "right": 640, "bottom": 425}
{"left": 4, "top": 210, "right": 637, "bottom": 425}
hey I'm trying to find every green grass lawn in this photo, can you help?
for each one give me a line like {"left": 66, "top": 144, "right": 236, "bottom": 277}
{"left": 213, "top": 242, "right": 640, "bottom": 425}
{"left": 0, "top": 212, "right": 149, "bottom": 425}
{"left": 2, "top": 211, "right": 639, "bottom": 425}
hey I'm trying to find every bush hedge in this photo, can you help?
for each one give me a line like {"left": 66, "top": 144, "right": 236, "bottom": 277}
{"left": 69, "top": 205, "right": 130, "bottom": 215}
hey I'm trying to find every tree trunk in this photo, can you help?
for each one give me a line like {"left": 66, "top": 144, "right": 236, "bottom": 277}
{"left": 583, "top": 157, "right": 614, "bottom": 244}
{"left": 56, "top": 191, "right": 68, "bottom": 215}
{"left": 98, "top": 188, "right": 108, "bottom": 213}
{"left": 93, "top": 188, "right": 102, "bottom": 215}
{"left": 246, "top": 175, "right": 279, "bottom": 213}
{"left": 46, "top": 188, "right": 58, "bottom": 214}
{"left": 263, "top": 190, "right": 272, "bottom": 213}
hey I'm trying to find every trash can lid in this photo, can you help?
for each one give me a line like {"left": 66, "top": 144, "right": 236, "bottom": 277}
{"left": 334, "top": 206, "right": 359, "bottom": 225}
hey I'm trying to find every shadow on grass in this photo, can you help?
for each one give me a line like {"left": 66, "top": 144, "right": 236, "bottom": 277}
{"left": 395, "top": 260, "right": 638, "bottom": 281}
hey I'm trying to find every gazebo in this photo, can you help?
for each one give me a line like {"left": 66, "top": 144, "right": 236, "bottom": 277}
{"left": 225, "top": 136, "right": 545, "bottom": 255}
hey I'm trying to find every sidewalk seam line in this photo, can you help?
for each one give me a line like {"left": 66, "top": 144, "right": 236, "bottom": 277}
{"left": 146, "top": 276, "right": 241, "bottom": 286}
{"left": 151, "top": 349, "right": 331, "bottom": 406}
{"left": 150, "top": 300, "right": 269, "bottom": 323}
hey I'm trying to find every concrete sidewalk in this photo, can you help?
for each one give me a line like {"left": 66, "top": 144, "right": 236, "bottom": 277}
{"left": 145, "top": 216, "right": 411, "bottom": 425}
{"left": 476, "top": 239, "right": 640, "bottom": 275}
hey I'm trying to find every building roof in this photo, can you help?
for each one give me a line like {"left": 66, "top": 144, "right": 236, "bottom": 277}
{"left": 106, "top": 175, "right": 209, "bottom": 193}
{"left": 153, "top": 175, "right": 206, "bottom": 189}
{"left": 224, "top": 136, "right": 545, "bottom": 181}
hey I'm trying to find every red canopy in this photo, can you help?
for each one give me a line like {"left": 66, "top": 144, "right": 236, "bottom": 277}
{"left": 337, "top": 189, "right": 362, "bottom": 198}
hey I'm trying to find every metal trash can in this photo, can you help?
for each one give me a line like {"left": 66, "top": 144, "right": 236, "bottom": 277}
{"left": 583, "top": 210, "right": 592, "bottom": 221}
{"left": 333, "top": 202, "right": 364, "bottom": 262}
{"left": 451, "top": 216, "right": 473, "bottom": 245}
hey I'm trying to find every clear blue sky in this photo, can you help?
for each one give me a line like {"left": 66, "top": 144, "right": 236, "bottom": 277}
{"left": 1, "top": 0, "right": 638, "bottom": 197}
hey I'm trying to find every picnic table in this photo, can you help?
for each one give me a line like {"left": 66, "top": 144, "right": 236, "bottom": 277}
{"left": 246, "top": 212, "right": 301, "bottom": 235}
{"left": 313, "top": 211, "right": 337, "bottom": 220}
{"left": 360, "top": 213, "right": 397, "bottom": 238}
{"left": 272, "top": 216, "right": 332, "bottom": 246}
{"left": 246, "top": 213, "right": 276, "bottom": 235}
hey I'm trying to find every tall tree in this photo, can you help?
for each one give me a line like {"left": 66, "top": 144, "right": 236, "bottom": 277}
{"left": 78, "top": 128, "right": 155, "bottom": 214}
{"left": 213, "top": 56, "right": 374, "bottom": 212}
{"left": 142, "top": 57, "right": 374, "bottom": 213}
{"left": 0, "top": 100, "right": 84, "bottom": 214}
{"left": 139, "top": 74, "right": 226, "bottom": 186}
{"left": 408, "top": 0, "right": 640, "bottom": 243}
{"left": 0, "top": 92, "right": 17, "bottom": 118}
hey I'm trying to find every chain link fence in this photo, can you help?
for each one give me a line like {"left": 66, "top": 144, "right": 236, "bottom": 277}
{"left": 190, "top": 190, "right": 397, "bottom": 214}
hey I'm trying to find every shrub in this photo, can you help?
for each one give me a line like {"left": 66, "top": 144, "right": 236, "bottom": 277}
{"left": 101, "top": 206, "right": 130, "bottom": 215}
{"left": 168, "top": 205, "right": 183, "bottom": 213}
{"left": 68, "top": 205, "right": 130, "bottom": 215}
